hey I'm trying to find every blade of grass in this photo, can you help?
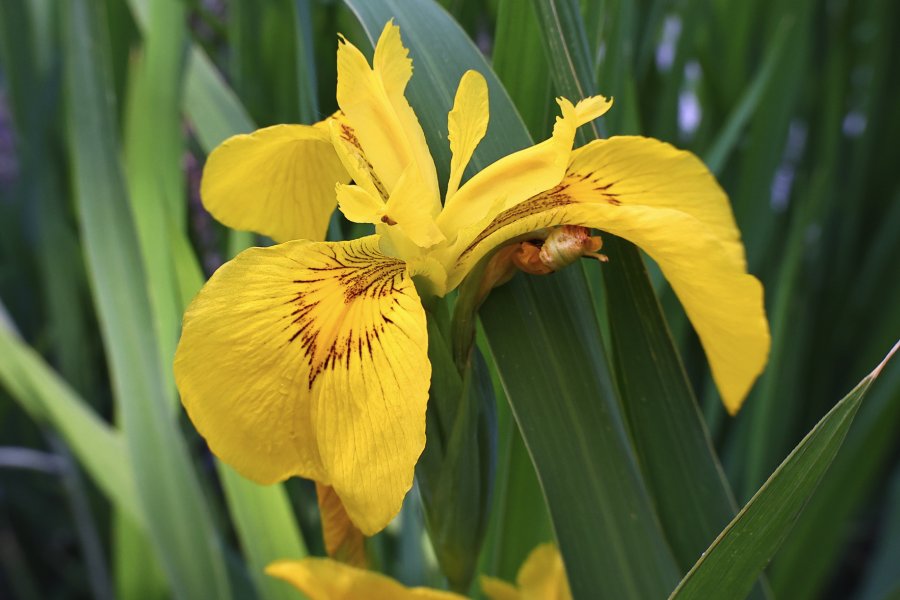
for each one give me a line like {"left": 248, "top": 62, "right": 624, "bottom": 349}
{"left": 703, "top": 17, "right": 792, "bottom": 176}
{"left": 0, "top": 303, "right": 143, "bottom": 527}
{"left": 530, "top": 3, "right": 769, "bottom": 598}
{"left": 63, "top": 1, "right": 231, "bottom": 597}
{"left": 856, "top": 459, "right": 900, "bottom": 600}
{"left": 123, "top": 0, "right": 187, "bottom": 403}
{"left": 769, "top": 347, "right": 900, "bottom": 599}
{"left": 669, "top": 341, "right": 899, "bottom": 600}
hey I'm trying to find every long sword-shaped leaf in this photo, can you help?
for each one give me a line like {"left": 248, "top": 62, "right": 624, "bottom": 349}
{"left": 123, "top": 11, "right": 312, "bottom": 597}
{"left": 63, "top": 1, "right": 231, "bottom": 598}
{"left": 0, "top": 305, "right": 142, "bottom": 528}
{"left": 669, "top": 341, "right": 899, "bottom": 600}
{"left": 529, "top": 3, "right": 769, "bottom": 598}
{"left": 343, "top": 2, "right": 682, "bottom": 598}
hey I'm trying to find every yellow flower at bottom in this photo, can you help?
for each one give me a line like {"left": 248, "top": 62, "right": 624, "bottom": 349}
{"left": 266, "top": 558, "right": 467, "bottom": 600}
{"left": 481, "top": 544, "right": 571, "bottom": 600}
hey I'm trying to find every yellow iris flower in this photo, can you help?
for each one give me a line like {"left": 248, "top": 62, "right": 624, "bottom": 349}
{"left": 265, "top": 543, "right": 568, "bottom": 600}
{"left": 173, "top": 21, "right": 769, "bottom": 542}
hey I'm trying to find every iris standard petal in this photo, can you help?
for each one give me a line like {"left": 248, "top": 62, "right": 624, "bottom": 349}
{"left": 266, "top": 558, "right": 468, "bottom": 600}
{"left": 480, "top": 577, "right": 521, "bottom": 600}
{"left": 516, "top": 544, "right": 572, "bottom": 600}
{"left": 436, "top": 96, "right": 611, "bottom": 241}
{"left": 336, "top": 22, "right": 440, "bottom": 215}
{"left": 446, "top": 70, "right": 490, "bottom": 201}
{"left": 201, "top": 124, "right": 350, "bottom": 243}
{"left": 174, "top": 236, "right": 430, "bottom": 534}
{"left": 481, "top": 544, "right": 570, "bottom": 600}
{"left": 451, "top": 138, "right": 769, "bottom": 413}
{"left": 316, "top": 483, "right": 366, "bottom": 568}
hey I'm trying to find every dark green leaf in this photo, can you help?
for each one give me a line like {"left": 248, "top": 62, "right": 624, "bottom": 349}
{"left": 669, "top": 342, "right": 899, "bottom": 600}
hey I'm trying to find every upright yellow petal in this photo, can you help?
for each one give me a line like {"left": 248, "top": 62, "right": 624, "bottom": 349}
{"left": 446, "top": 70, "right": 490, "bottom": 201}
{"left": 480, "top": 576, "right": 521, "bottom": 600}
{"left": 385, "top": 162, "right": 447, "bottom": 249}
{"left": 437, "top": 95, "right": 611, "bottom": 241}
{"left": 201, "top": 124, "right": 350, "bottom": 243}
{"left": 336, "top": 23, "right": 440, "bottom": 216}
{"left": 316, "top": 483, "right": 367, "bottom": 569}
{"left": 330, "top": 118, "right": 390, "bottom": 203}
{"left": 336, "top": 184, "right": 387, "bottom": 225}
{"left": 516, "top": 544, "right": 571, "bottom": 600}
{"left": 480, "top": 544, "right": 570, "bottom": 600}
{"left": 174, "top": 236, "right": 430, "bottom": 534}
{"left": 451, "top": 137, "right": 769, "bottom": 412}
{"left": 266, "top": 558, "right": 468, "bottom": 600}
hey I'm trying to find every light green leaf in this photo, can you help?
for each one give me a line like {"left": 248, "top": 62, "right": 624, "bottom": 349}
{"left": 63, "top": 1, "right": 231, "bottom": 597}
{"left": 0, "top": 305, "right": 143, "bottom": 528}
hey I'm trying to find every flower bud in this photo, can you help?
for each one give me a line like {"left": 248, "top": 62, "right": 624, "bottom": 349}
{"left": 512, "top": 226, "right": 606, "bottom": 275}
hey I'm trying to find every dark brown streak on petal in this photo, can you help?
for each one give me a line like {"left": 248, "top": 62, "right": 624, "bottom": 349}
{"left": 278, "top": 242, "right": 409, "bottom": 388}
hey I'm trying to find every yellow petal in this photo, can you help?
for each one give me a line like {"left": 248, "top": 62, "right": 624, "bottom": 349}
{"left": 336, "top": 22, "right": 440, "bottom": 216}
{"left": 446, "top": 70, "right": 490, "bottom": 201}
{"left": 266, "top": 558, "right": 469, "bottom": 600}
{"left": 201, "top": 124, "right": 350, "bottom": 243}
{"left": 451, "top": 138, "right": 769, "bottom": 413}
{"left": 330, "top": 118, "right": 390, "bottom": 203}
{"left": 516, "top": 544, "right": 571, "bottom": 600}
{"left": 316, "top": 483, "right": 367, "bottom": 569}
{"left": 174, "top": 236, "right": 430, "bottom": 534}
{"left": 336, "top": 183, "right": 386, "bottom": 225}
{"left": 385, "top": 162, "right": 447, "bottom": 249}
{"left": 437, "top": 95, "right": 611, "bottom": 241}
{"left": 480, "top": 576, "right": 521, "bottom": 600}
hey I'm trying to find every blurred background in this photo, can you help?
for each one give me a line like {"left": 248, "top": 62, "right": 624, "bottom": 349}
{"left": 0, "top": 0, "right": 899, "bottom": 598}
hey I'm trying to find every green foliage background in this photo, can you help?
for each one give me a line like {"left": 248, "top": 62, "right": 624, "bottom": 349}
{"left": 0, "top": 0, "right": 898, "bottom": 598}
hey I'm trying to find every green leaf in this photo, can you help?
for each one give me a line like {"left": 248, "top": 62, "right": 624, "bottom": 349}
{"left": 123, "top": 0, "right": 187, "bottom": 403}
{"left": 219, "top": 465, "right": 310, "bottom": 600}
{"left": 184, "top": 46, "right": 256, "bottom": 153}
{"left": 493, "top": 0, "right": 554, "bottom": 141}
{"left": 63, "top": 1, "right": 231, "bottom": 598}
{"left": 703, "top": 17, "right": 793, "bottom": 176}
{"left": 113, "top": 510, "right": 169, "bottom": 600}
{"left": 527, "top": 3, "right": 768, "bottom": 598}
{"left": 856, "top": 458, "right": 900, "bottom": 600}
{"left": 481, "top": 270, "right": 682, "bottom": 600}
{"left": 770, "top": 344, "right": 900, "bottom": 598}
{"left": 669, "top": 342, "right": 899, "bottom": 600}
{"left": 0, "top": 306, "right": 143, "bottom": 528}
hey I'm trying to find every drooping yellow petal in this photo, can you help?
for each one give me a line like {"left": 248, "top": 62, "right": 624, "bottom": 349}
{"left": 480, "top": 544, "right": 570, "bottom": 600}
{"left": 316, "top": 483, "right": 367, "bottom": 569}
{"left": 336, "top": 22, "right": 440, "bottom": 216}
{"left": 480, "top": 576, "right": 521, "bottom": 600}
{"left": 174, "top": 236, "right": 430, "bottom": 534}
{"left": 436, "top": 95, "right": 611, "bottom": 241}
{"left": 451, "top": 137, "right": 769, "bottom": 413}
{"left": 446, "top": 70, "right": 490, "bottom": 201}
{"left": 266, "top": 558, "right": 468, "bottom": 600}
{"left": 201, "top": 124, "right": 350, "bottom": 243}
